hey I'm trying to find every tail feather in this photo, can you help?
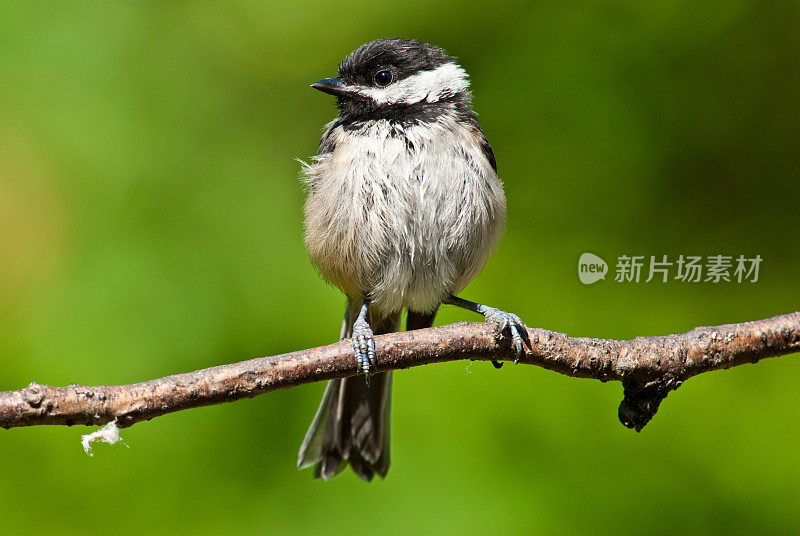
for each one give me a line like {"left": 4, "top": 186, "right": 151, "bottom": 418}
{"left": 298, "top": 302, "right": 437, "bottom": 481}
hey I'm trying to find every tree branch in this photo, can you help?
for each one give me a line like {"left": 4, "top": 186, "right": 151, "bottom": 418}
{"left": 1, "top": 312, "right": 798, "bottom": 432}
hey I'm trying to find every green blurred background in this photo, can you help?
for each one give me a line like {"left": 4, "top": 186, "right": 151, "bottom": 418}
{"left": 1, "top": 1, "right": 798, "bottom": 534}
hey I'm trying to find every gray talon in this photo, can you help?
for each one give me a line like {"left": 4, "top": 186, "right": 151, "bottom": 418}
{"left": 352, "top": 317, "right": 375, "bottom": 376}
{"left": 483, "top": 308, "right": 527, "bottom": 362}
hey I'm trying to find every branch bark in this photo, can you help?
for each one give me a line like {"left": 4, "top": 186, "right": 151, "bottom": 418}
{"left": 1, "top": 312, "right": 798, "bottom": 432}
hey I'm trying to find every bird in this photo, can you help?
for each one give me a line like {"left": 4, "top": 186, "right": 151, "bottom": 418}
{"left": 297, "top": 38, "right": 526, "bottom": 481}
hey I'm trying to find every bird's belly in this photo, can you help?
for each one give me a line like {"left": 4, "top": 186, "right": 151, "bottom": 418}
{"left": 303, "top": 121, "right": 505, "bottom": 317}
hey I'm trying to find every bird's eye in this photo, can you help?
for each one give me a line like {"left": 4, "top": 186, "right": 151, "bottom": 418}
{"left": 373, "top": 70, "right": 393, "bottom": 87}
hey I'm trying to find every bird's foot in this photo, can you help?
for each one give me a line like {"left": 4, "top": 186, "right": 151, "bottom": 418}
{"left": 352, "top": 316, "right": 376, "bottom": 378}
{"left": 482, "top": 308, "right": 527, "bottom": 363}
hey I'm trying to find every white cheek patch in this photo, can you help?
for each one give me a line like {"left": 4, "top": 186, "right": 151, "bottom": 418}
{"left": 360, "top": 62, "right": 469, "bottom": 106}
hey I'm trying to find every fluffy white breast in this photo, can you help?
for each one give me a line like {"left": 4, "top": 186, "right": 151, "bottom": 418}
{"left": 303, "top": 116, "right": 505, "bottom": 316}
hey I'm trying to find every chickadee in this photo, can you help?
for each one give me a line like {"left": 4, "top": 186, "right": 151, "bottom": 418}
{"left": 297, "top": 38, "right": 526, "bottom": 481}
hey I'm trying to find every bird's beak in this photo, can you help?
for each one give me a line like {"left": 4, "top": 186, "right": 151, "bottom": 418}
{"left": 311, "top": 77, "right": 363, "bottom": 99}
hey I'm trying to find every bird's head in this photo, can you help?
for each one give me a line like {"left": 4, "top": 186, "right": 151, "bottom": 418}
{"left": 312, "top": 38, "right": 471, "bottom": 122}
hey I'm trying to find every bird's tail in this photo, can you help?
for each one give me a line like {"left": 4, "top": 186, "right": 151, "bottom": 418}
{"left": 297, "top": 300, "right": 436, "bottom": 481}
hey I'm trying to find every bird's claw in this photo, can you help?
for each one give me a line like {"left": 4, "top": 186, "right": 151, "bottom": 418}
{"left": 483, "top": 308, "right": 527, "bottom": 363}
{"left": 352, "top": 317, "right": 376, "bottom": 379}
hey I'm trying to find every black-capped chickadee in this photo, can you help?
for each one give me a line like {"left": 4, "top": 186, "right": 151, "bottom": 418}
{"left": 297, "top": 38, "right": 526, "bottom": 481}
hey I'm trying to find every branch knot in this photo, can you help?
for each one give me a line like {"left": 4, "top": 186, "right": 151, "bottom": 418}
{"left": 618, "top": 376, "right": 683, "bottom": 432}
{"left": 24, "top": 382, "right": 45, "bottom": 408}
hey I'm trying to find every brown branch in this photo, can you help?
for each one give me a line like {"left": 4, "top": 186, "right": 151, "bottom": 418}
{"left": 1, "top": 312, "right": 798, "bottom": 432}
